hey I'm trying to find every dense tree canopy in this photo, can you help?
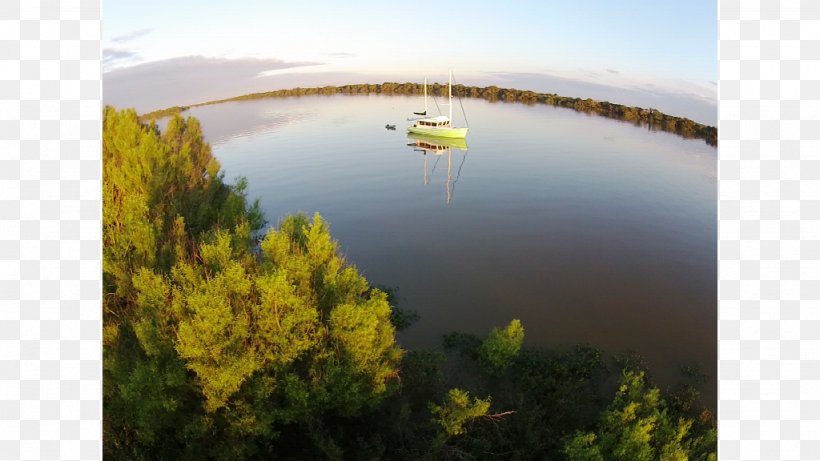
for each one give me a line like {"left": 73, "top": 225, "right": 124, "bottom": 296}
{"left": 564, "top": 371, "right": 717, "bottom": 461}
{"left": 103, "top": 108, "right": 402, "bottom": 458}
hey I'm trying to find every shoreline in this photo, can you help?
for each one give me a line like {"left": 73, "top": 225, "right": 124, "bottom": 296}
{"left": 137, "top": 82, "right": 718, "bottom": 147}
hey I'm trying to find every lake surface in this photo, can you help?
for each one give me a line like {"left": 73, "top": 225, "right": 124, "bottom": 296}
{"left": 177, "top": 94, "right": 716, "bottom": 403}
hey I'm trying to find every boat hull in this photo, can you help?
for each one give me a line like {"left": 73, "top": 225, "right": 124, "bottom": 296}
{"left": 407, "top": 126, "right": 469, "bottom": 138}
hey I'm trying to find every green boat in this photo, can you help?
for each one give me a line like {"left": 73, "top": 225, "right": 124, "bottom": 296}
{"left": 407, "top": 71, "right": 469, "bottom": 139}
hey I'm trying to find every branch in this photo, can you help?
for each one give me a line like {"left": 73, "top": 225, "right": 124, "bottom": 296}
{"left": 484, "top": 410, "right": 516, "bottom": 421}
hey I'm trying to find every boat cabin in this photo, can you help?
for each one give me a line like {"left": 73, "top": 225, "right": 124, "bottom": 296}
{"left": 414, "top": 115, "right": 451, "bottom": 128}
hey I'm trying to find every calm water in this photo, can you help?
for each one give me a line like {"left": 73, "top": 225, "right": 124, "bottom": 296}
{"left": 179, "top": 95, "right": 716, "bottom": 401}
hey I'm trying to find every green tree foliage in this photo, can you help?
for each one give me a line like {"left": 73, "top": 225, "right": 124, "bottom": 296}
{"left": 430, "top": 388, "right": 491, "bottom": 438}
{"left": 103, "top": 106, "right": 266, "bottom": 458}
{"left": 103, "top": 107, "right": 402, "bottom": 459}
{"left": 479, "top": 318, "right": 525, "bottom": 371}
{"left": 102, "top": 107, "right": 260, "bottom": 317}
{"left": 564, "top": 370, "right": 717, "bottom": 461}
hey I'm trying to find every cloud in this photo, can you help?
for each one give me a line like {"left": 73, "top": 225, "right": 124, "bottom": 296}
{"left": 111, "top": 28, "right": 152, "bottom": 43}
{"left": 102, "top": 48, "right": 140, "bottom": 69}
{"left": 606, "top": 69, "right": 619, "bottom": 74}
{"left": 103, "top": 56, "right": 322, "bottom": 113}
{"left": 324, "top": 52, "right": 356, "bottom": 58}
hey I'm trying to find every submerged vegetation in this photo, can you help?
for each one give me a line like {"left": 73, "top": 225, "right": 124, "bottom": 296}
{"left": 141, "top": 82, "right": 717, "bottom": 146}
{"left": 104, "top": 106, "right": 716, "bottom": 459}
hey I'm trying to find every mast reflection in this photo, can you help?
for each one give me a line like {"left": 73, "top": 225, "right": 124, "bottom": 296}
{"left": 406, "top": 133, "right": 469, "bottom": 205}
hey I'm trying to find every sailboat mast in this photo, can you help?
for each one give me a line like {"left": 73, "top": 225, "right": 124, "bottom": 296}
{"left": 448, "top": 70, "right": 452, "bottom": 122}
{"left": 424, "top": 77, "right": 428, "bottom": 114}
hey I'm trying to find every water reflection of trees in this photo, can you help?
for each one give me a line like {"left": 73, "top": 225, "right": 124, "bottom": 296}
{"left": 142, "top": 83, "right": 717, "bottom": 147}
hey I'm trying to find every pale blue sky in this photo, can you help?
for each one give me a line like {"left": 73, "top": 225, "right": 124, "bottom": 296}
{"left": 103, "top": 1, "right": 717, "bottom": 123}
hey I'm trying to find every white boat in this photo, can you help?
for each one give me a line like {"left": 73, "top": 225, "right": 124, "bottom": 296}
{"left": 407, "top": 71, "right": 469, "bottom": 139}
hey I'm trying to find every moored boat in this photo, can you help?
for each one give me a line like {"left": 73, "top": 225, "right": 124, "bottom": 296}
{"left": 407, "top": 71, "right": 469, "bottom": 139}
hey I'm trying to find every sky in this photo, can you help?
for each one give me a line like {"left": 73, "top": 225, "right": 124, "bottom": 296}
{"left": 103, "top": 0, "right": 717, "bottom": 124}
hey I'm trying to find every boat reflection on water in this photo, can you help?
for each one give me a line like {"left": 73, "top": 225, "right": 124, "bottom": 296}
{"left": 406, "top": 133, "right": 469, "bottom": 205}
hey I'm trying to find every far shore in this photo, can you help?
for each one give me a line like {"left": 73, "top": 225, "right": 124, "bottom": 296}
{"left": 137, "top": 82, "right": 718, "bottom": 147}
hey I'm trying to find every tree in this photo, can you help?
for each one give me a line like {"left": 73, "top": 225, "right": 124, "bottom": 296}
{"left": 564, "top": 370, "right": 716, "bottom": 461}
{"left": 478, "top": 319, "right": 525, "bottom": 371}
{"left": 430, "top": 388, "right": 490, "bottom": 438}
{"left": 103, "top": 107, "right": 403, "bottom": 458}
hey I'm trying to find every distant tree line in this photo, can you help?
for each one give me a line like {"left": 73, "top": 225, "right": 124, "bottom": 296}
{"left": 138, "top": 105, "right": 189, "bottom": 121}
{"left": 140, "top": 82, "right": 717, "bottom": 146}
